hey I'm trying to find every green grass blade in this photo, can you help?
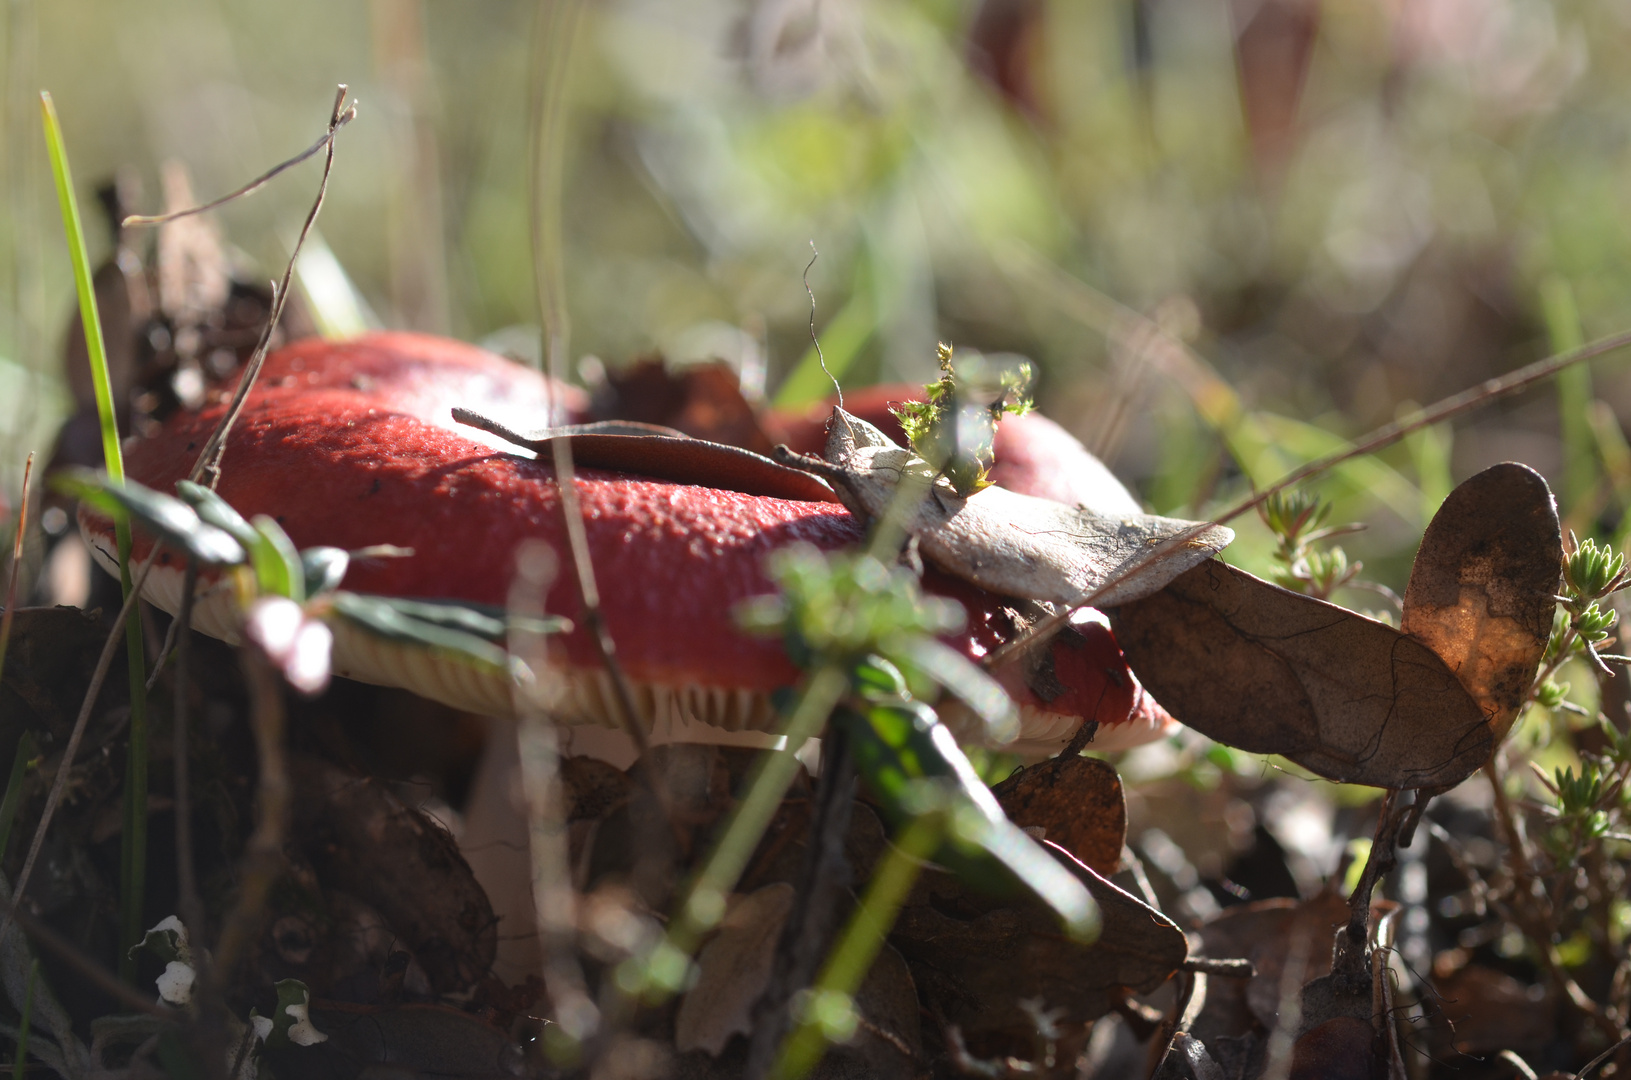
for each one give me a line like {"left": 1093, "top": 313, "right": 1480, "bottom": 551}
{"left": 620, "top": 663, "right": 850, "bottom": 1000}
{"left": 0, "top": 732, "right": 39, "bottom": 864}
{"left": 772, "top": 289, "right": 875, "bottom": 408}
{"left": 1542, "top": 275, "right": 1596, "bottom": 513}
{"left": 40, "top": 90, "right": 151, "bottom": 983}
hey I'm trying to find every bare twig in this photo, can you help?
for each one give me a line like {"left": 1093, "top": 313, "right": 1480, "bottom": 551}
{"left": 121, "top": 109, "right": 357, "bottom": 228}
{"left": 1496, "top": 1049, "right": 1539, "bottom": 1080}
{"left": 1577, "top": 1033, "right": 1631, "bottom": 1080}
{"left": 525, "top": 0, "right": 664, "bottom": 791}
{"left": 1486, "top": 757, "right": 1625, "bottom": 1043}
{"left": 169, "top": 560, "right": 231, "bottom": 1080}
{"left": 0, "top": 884, "right": 170, "bottom": 1020}
{"left": 743, "top": 728, "right": 857, "bottom": 1080}
{"left": 190, "top": 85, "right": 355, "bottom": 489}
{"left": 171, "top": 561, "right": 207, "bottom": 976}
{"left": 510, "top": 541, "right": 599, "bottom": 1045}
{"left": 0, "top": 451, "right": 33, "bottom": 685}
{"left": 983, "top": 311, "right": 1631, "bottom": 669}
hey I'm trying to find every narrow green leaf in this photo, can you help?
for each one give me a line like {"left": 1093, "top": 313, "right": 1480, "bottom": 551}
{"left": 43, "top": 91, "right": 152, "bottom": 983}
{"left": 56, "top": 471, "right": 245, "bottom": 566}
{"left": 175, "top": 480, "right": 261, "bottom": 548}
{"left": 328, "top": 592, "right": 512, "bottom": 671}
{"left": 836, "top": 703, "right": 1097, "bottom": 937}
{"left": 885, "top": 634, "right": 1018, "bottom": 743}
{"left": 0, "top": 731, "right": 38, "bottom": 864}
{"left": 250, "top": 515, "right": 305, "bottom": 602}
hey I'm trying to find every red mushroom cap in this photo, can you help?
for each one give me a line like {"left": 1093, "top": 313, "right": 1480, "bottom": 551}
{"left": 83, "top": 335, "right": 1169, "bottom": 755}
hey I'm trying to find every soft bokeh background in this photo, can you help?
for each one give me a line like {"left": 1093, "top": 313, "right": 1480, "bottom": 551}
{"left": 4, "top": 0, "right": 1630, "bottom": 595}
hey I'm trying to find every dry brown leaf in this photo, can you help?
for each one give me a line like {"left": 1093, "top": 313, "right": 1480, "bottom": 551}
{"left": 1191, "top": 892, "right": 1350, "bottom": 1038}
{"left": 675, "top": 883, "right": 797, "bottom": 1055}
{"left": 810, "top": 410, "right": 1233, "bottom": 608}
{"left": 1107, "top": 560, "right": 1492, "bottom": 788}
{"left": 890, "top": 842, "right": 1187, "bottom": 1044}
{"left": 279, "top": 1002, "right": 522, "bottom": 1078}
{"left": 992, "top": 755, "right": 1125, "bottom": 876}
{"left": 1430, "top": 964, "right": 1553, "bottom": 1057}
{"left": 1288, "top": 1016, "right": 1376, "bottom": 1080}
{"left": 289, "top": 756, "right": 497, "bottom": 994}
{"left": 1401, "top": 462, "right": 1561, "bottom": 746}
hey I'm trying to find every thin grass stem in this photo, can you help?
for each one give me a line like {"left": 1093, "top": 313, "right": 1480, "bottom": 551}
{"left": 0, "top": 732, "right": 37, "bottom": 865}
{"left": 0, "top": 452, "right": 34, "bottom": 688}
{"left": 39, "top": 89, "right": 153, "bottom": 981}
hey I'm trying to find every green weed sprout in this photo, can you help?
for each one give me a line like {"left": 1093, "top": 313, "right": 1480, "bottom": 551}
{"left": 892, "top": 342, "right": 1034, "bottom": 497}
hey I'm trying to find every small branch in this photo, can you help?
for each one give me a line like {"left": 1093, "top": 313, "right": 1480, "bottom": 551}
{"left": 985, "top": 320, "right": 1631, "bottom": 666}
{"left": 1182, "top": 957, "right": 1254, "bottom": 977}
{"left": 1577, "top": 1033, "right": 1631, "bottom": 1080}
{"left": 188, "top": 85, "right": 356, "bottom": 489}
{"left": 0, "top": 452, "right": 34, "bottom": 686}
{"left": 743, "top": 728, "right": 857, "bottom": 1080}
{"left": 121, "top": 109, "right": 356, "bottom": 228}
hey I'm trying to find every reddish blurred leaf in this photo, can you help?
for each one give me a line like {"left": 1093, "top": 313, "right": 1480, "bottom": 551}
{"left": 593, "top": 358, "right": 775, "bottom": 454}
{"left": 992, "top": 755, "right": 1125, "bottom": 877}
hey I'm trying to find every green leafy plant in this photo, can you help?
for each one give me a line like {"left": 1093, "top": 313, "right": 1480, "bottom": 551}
{"left": 1257, "top": 489, "right": 1363, "bottom": 601}
{"left": 892, "top": 342, "right": 1034, "bottom": 496}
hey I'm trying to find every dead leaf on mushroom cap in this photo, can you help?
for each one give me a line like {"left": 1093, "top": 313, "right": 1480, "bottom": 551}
{"left": 1106, "top": 560, "right": 1492, "bottom": 788}
{"left": 992, "top": 756, "right": 1125, "bottom": 877}
{"left": 1401, "top": 462, "right": 1561, "bottom": 746}
{"left": 453, "top": 407, "right": 841, "bottom": 504}
{"left": 807, "top": 409, "right": 1233, "bottom": 608}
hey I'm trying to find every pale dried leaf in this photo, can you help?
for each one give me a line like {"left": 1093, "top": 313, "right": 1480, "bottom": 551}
{"left": 818, "top": 411, "right": 1233, "bottom": 608}
{"left": 675, "top": 883, "right": 797, "bottom": 1056}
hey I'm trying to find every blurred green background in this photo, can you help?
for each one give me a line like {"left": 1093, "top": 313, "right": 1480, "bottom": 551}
{"left": 5, "top": 0, "right": 1631, "bottom": 595}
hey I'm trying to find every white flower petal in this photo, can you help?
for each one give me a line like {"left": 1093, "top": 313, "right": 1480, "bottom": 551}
{"left": 156, "top": 960, "right": 195, "bottom": 1006}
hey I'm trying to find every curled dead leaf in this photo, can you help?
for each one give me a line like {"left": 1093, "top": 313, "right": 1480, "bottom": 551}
{"left": 1107, "top": 559, "right": 1492, "bottom": 788}
{"left": 1401, "top": 462, "right": 1561, "bottom": 746}
{"left": 890, "top": 841, "right": 1187, "bottom": 1046}
{"left": 992, "top": 755, "right": 1125, "bottom": 877}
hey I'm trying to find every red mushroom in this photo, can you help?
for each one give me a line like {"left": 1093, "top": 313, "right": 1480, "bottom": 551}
{"left": 82, "top": 334, "right": 1169, "bottom": 757}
